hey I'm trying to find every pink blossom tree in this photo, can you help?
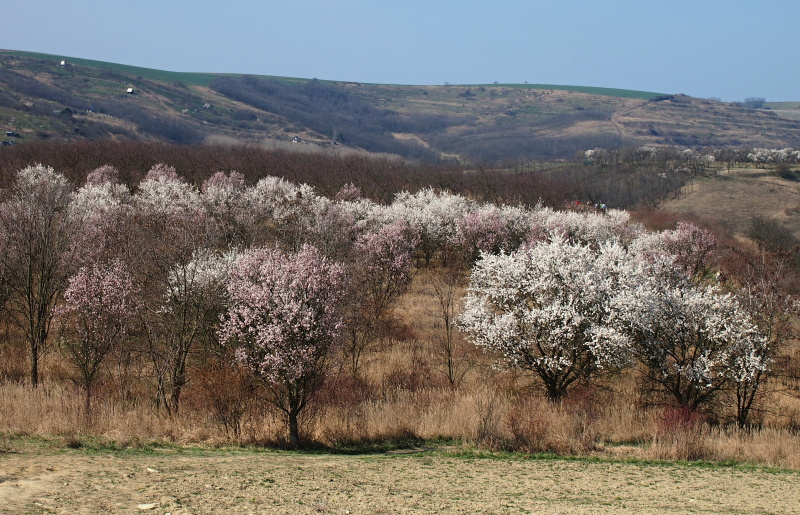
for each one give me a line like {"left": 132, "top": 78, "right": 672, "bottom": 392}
{"left": 58, "top": 261, "right": 137, "bottom": 413}
{"left": 334, "top": 182, "right": 363, "bottom": 203}
{"left": 661, "top": 222, "right": 717, "bottom": 281}
{"left": 68, "top": 166, "right": 132, "bottom": 268}
{"left": 219, "top": 245, "right": 348, "bottom": 448}
{"left": 454, "top": 207, "right": 512, "bottom": 262}
{"left": 344, "top": 220, "right": 419, "bottom": 374}
{"left": 85, "top": 165, "right": 122, "bottom": 186}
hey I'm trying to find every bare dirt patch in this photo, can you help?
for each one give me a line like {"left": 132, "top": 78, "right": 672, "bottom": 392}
{"left": 1, "top": 447, "right": 798, "bottom": 514}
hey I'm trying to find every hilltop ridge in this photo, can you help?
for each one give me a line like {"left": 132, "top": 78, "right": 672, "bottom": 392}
{"left": 1, "top": 50, "right": 799, "bottom": 162}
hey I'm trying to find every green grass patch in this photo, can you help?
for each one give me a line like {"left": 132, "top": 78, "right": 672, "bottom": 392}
{"left": 0, "top": 50, "right": 665, "bottom": 99}
{"left": 463, "top": 83, "right": 665, "bottom": 100}
{"left": 429, "top": 446, "right": 798, "bottom": 474}
{"left": 0, "top": 50, "right": 311, "bottom": 88}
{"left": 764, "top": 102, "right": 800, "bottom": 110}
{"left": 4, "top": 432, "right": 797, "bottom": 474}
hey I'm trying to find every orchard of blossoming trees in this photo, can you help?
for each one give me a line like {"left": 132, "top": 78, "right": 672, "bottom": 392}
{"left": 0, "top": 162, "right": 798, "bottom": 448}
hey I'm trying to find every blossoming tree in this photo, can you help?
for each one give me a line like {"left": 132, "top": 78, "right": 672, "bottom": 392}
{"left": 458, "top": 238, "right": 635, "bottom": 401}
{"left": 58, "top": 260, "right": 137, "bottom": 413}
{"left": 0, "top": 165, "right": 75, "bottom": 385}
{"left": 344, "top": 219, "right": 419, "bottom": 374}
{"left": 219, "top": 245, "right": 347, "bottom": 448}
{"left": 613, "top": 275, "right": 769, "bottom": 414}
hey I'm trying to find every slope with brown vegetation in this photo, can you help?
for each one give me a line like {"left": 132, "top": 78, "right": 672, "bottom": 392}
{"left": 661, "top": 166, "right": 800, "bottom": 239}
{"left": 2, "top": 51, "right": 800, "bottom": 163}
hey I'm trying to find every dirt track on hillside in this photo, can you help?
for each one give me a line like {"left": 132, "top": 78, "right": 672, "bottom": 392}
{"left": 2, "top": 448, "right": 799, "bottom": 514}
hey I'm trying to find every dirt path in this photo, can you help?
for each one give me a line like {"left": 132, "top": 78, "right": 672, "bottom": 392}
{"left": 1, "top": 448, "right": 798, "bottom": 514}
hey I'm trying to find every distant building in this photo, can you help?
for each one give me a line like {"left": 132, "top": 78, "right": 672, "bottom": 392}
{"left": 126, "top": 88, "right": 135, "bottom": 94}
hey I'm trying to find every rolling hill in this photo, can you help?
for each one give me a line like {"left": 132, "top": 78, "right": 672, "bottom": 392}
{"left": 2, "top": 50, "right": 800, "bottom": 163}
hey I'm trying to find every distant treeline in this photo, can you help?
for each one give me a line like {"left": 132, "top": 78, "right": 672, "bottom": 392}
{"left": 0, "top": 141, "right": 689, "bottom": 209}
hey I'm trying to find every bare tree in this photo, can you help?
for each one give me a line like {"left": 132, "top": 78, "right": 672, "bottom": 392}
{"left": 0, "top": 165, "right": 75, "bottom": 385}
{"left": 426, "top": 252, "right": 472, "bottom": 387}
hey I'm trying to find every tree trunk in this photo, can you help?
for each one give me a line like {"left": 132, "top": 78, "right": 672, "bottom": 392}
{"left": 288, "top": 410, "right": 300, "bottom": 449}
{"left": 29, "top": 340, "right": 39, "bottom": 386}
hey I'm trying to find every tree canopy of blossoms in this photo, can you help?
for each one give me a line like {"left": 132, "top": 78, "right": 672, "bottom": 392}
{"left": 58, "top": 260, "right": 137, "bottom": 411}
{"left": 219, "top": 244, "right": 348, "bottom": 447}
{"left": 388, "top": 188, "right": 475, "bottom": 262}
{"left": 612, "top": 275, "right": 769, "bottom": 414}
{"left": 344, "top": 219, "right": 420, "bottom": 373}
{"left": 201, "top": 170, "right": 253, "bottom": 246}
{"left": 458, "top": 238, "right": 635, "bottom": 401}
{"left": 0, "top": 164, "right": 75, "bottom": 385}
{"left": 68, "top": 166, "right": 133, "bottom": 268}
{"left": 135, "top": 163, "right": 203, "bottom": 215}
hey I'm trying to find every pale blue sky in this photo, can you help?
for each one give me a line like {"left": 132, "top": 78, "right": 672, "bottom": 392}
{"left": 1, "top": 0, "right": 798, "bottom": 101}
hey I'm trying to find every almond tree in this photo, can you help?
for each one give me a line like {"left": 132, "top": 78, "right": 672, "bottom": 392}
{"left": 719, "top": 247, "right": 796, "bottom": 426}
{"left": 201, "top": 170, "right": 254, "bottom": 247}
{"left": 388, "top": 188, "right": 474, "bottom": 264}
{"left": 128, "top": 165, "right": 219, "bottom": 413}
{"left": 68, "top": 165, "right": 132, "bottom": 268}
{"left": 343, "top": 219, "right": 419, "bottom": 375}
{"left": 613, "top": 271, "right": 769, "bottom": 415}
{"left": 219, "top": 245, "right": 347, "bottom": 448}
{"left": 453, "top": 207, "right": 512, "bottom": 262}
{"left": 459, "top": 238, "right": 635, "bottom": 401}
{"left": 0, "top": 165, "right": 75, "bottom": 385}
{"left": 58, "top": 260, "right": 137, "bottom": 413}
{"left": 660, "top": 222, "right": 717, "bottom": 280}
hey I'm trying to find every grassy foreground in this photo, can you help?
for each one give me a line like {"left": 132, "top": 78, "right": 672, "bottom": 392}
{"left": 1, "top": 437, "right": 798, "bottom": 514}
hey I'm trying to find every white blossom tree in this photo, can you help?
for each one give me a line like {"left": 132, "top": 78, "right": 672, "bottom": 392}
{"left": 459, "top": 238, "right": 635, "bottom": 401}
{"left": 612, "top": 268, "right": 769, "bottom": 415}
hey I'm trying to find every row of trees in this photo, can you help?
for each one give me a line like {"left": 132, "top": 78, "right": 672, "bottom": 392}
{"left": 584, "top": 145, "right": 800, "bottom": 172}
{"left": 747, "top": 148, "right": 800, "bottom": 167}
{"left": 0, "top": 163, "right": 796, "bottom": 446}
{"left": 458, "top": 225, "right": 786, "bottom": 427}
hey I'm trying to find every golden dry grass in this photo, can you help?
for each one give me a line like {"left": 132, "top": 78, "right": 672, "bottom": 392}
{"left": 662, "top": 167, "right": 800, "bottom": 238}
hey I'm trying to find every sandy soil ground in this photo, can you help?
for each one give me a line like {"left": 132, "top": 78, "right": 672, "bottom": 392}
{"left": 1, "top": 447, "right": 799, "bottom": 514}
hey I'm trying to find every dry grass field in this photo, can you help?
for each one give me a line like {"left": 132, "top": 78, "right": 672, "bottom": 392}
{"left": 2, "top": 441, "right": 800, "bottom": 514}
{"left": 1, "top": 270, "right": 799, "bottom": 470}
{"left": 661, "top": 166, "right": 800, "bottom": 238}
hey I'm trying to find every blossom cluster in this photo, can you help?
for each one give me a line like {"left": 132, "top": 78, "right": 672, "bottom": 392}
{"left": 747, "top": 148, "right": 800, "bottom": 165}
{"left": 218, "top": 245, "right": 348, "bottom": 385}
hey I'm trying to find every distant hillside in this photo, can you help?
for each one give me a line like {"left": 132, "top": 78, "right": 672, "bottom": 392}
{"left": 1, "top": 50, "right": 799, "bottom": 163}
